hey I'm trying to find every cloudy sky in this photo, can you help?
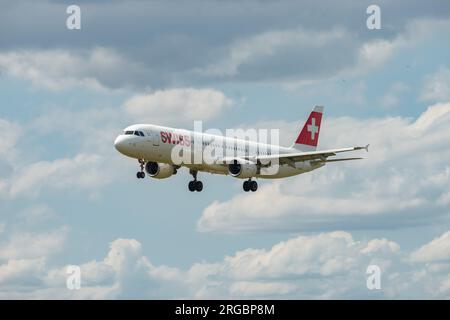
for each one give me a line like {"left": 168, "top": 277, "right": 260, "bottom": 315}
{"left": 1, "top": 0, "right": 450, "bottom": 299}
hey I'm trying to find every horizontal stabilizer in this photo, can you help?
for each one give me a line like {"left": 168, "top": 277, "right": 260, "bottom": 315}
{"left": 315, "top": 157, "right": 363, "bottom": 163}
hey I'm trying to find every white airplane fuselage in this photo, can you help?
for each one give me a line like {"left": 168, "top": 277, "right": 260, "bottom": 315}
{"left": 114, "top": 124, "right": 323, "bottom": 179}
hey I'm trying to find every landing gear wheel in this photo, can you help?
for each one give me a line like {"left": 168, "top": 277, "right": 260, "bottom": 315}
{"left": 195, "top": 180, "right": 203, "bottom": 192}
{"left": 136, "top": 171, "right": 145, "bottom": 179}
{"left": 188, "top": 170, "right": 203, "bottom": 192}
{"left": 250, "top": 180, "right": 258, "bottom": 192}
{"left": 243, "top": 180, "right": 250, "bottom": 192}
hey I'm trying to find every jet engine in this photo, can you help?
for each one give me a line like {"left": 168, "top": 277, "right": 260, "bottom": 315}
{"left": 228, "top": 159, "right": 257, "bottom": 179}
{"left": 145, "top": 162, "right": 176, "bottom": 179}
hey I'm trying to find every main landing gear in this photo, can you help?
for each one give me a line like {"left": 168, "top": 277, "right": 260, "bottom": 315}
{"left": 243, "top": 179, "right": 258, "bottom": 192}
{"left": 136, "top": 159, "right": 145, "bottom": 179}
{"left": 188, "top": 170, "right": 203, "bottom": 192}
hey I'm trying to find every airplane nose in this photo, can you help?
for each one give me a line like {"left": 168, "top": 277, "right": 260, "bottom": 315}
{"left": 114, "top": 135, "right": 126, "bottom": 153}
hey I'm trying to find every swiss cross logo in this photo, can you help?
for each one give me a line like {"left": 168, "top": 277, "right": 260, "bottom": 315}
{"left": 307, "top": 117, "right": 319, "bottom": 140}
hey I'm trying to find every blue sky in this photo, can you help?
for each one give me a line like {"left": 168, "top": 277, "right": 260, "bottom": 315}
{"left": 1, "top": 0, "right": 450, "bottom": 298}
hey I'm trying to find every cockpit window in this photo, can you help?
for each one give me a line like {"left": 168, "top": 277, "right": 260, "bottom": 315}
{"left": 124, "top": 130, "right": 144, "bottom": 136}
{"left": 133, "top": 131, "right": 145, "bottom": 136}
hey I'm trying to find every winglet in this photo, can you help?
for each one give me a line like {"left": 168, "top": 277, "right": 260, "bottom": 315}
{"left": 354, "top": 144, "right": 370, "bottom": 152}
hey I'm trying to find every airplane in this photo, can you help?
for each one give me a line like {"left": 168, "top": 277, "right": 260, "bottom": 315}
{"left": 114, "top": 106, "right": 368, "bottom": 192}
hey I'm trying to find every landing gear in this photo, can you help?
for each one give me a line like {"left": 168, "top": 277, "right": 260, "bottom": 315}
{"left": 243, "top": 179, "right": 258, "bottom": 192}
{"left": 137, "top": 159, "right": 145, "bottom": 179}
{"left": 188, "top": 170, "right": 203, "bottom": 192}
{"left": 136, "top": 171, "right": 145, "bottom": 179}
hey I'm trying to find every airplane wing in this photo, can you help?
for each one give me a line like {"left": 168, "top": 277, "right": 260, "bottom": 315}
{"left": 245, "top": 145, "right": 369, "bottom": 167}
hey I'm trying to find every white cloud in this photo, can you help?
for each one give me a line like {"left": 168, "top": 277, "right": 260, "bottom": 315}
{"left": 0, "top": 18, "right": 445, "bottom": 93}
{"left": 0, "top": 88, "right": 233, "bottom": 200}
{"left": 0, "top": 118, "right": 22, "bottom": 183}
{"left": 0, "top": 15, "right": 447, "bottom": 90}
{"left": 222, "top": 231, "right": 361, "bottom": 279}
{"left": 0, "top": 47, "right": 141, "bottom": 91}
{"left": 198, "top": 24, "right": 407, "bottom": 86}
{"left": 196, "top": 25, "right": 405, "bottom": 87}
{"left": 42, "top": 238, "right": 183, "bottom": 299}
{"left": 1, "top": 1, "right": 449, "bottom": 89}
{"left": 17, "top": 204, "right": 57, "bottom": 226}
{"left": 6, "top": 154, "right": 111, "bottom": 198}
{"left": 229, "top": 281, "right": 297, "bottom": 297}
{"left": 0, "top": 258, "right": 45, "bottom": 286}
{"left": 2, "top": 230, "right": 450, "bottom": 299}
{"left": 198, "top": 103, "right": 450, "bottom": 233}
{"left": 361, "top": 239, "right": 400, "bottom": 255}
{"left": 379, "top": 82, "right": 410, "bottom": 108}
{"left": 410, "top": 231, "right": 450, "bottom": 263}
{"left": 421, "top": 66, "right": 450, "bottom": 102}
{"left": 195, "top": 18, "right": 429, "bottom": 87}
{"left": 0, "top": 227, "right": 68, "bottom": 261}
{"left": 30, "top": 107, "right": 123, "bottom": 153}
{"left": 197, "top": 27, "right": 349, "bottom": 78}
{"left": 333, "top": 19, "right": 450, "bottom": 84}
{"left": 0, "top": 118, "right": 22, "bottom": 156}
{"left": 124, "top": 88, "right": 233, "bottom": 125}
{"left": 0, "top": 110, "right": 129, "bottom": 200}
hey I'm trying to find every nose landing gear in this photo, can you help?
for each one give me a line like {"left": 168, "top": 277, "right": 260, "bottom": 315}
{"left": 136, "top": 159, "right": 145, "bottom": 179}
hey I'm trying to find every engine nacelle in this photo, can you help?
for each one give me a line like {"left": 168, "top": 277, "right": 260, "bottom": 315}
{"left": 145, "top": 162, "right": 176, "bottom": 179}
{"left": 228, "top": 159, "right": 257, "bottom": 179}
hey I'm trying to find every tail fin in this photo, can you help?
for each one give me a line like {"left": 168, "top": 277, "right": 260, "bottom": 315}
{"left": 291, "top": 106, "right": 324, "bottom": 151}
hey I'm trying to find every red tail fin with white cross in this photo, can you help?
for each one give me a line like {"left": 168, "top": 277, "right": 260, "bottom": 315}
{"left": 292, "top": 106, "right": 324, "bottom": 151}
